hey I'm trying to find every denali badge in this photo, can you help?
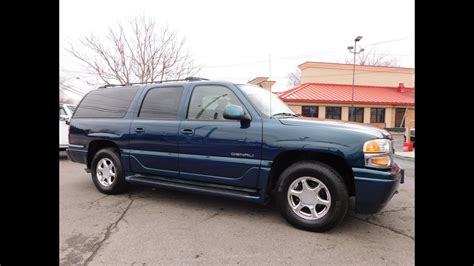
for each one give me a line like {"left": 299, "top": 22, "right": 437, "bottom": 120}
{"left": 231, "top": 152, "right": 254, "bottom": 158}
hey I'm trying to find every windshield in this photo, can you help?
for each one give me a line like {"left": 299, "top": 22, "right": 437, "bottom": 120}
{"left": 237, "top": 84, "right": 295, "bottom": 118}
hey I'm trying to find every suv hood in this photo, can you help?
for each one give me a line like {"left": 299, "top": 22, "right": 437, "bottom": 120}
{"left": 279, "top": 117, "right": 391, "bottom": 139}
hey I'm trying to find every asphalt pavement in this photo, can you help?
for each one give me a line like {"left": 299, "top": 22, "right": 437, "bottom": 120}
{"left": 60, "top": 151, "right": 414, "bottom": 265}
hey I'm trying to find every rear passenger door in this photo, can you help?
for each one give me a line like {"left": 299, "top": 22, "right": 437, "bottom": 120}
{"left": 128, "top": 86, "right": 184, "bottom": 178}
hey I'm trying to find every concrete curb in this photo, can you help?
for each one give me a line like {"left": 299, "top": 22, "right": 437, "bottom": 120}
{"left": 393, "top": 154, "right": 415, "bottom": 161}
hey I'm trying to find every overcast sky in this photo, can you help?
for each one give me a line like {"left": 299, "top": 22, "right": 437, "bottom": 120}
{"left": 60, "top": 0, "right": 414, "bottom": 99}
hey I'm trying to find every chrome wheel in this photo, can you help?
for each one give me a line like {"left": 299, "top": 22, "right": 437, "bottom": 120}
{"left": 96, "top": 158, "right": 116, "bottom": 187}
{"left": 287, "top": 176, "right": 331, "bottom": 220}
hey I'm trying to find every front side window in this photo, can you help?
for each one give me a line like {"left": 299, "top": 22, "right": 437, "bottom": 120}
{"left": 59, "top": 107, "right": 66, "bottom": 116}
{"left": 139, "top": 86, "right": 183, "bottom": 119}
{"left": 371, "top": 108, "right": 385, "bottom": 123}
{"left": 302, "top": 106, "right": 318, "bottom": 117}
{"left": 187, "top": 85, "right": 244, "bottom": 120}
{"left": 349, "top": 107, "right": 364, "bottom": 123}
{"left": 326, "top": 107, "right": 341, "bottom": 120}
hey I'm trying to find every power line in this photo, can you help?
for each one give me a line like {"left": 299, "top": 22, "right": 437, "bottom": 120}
{"left": 61, "top": 87, "right": 85, "bottom": 96}
{"left": 200, "top": 36, "right": 413, "bottom": 69}
{"left": 364, "top": 36, "right": 414, "bottom": 47}
{"left": 60, "top": 83, "right": 87, "bottom": 96}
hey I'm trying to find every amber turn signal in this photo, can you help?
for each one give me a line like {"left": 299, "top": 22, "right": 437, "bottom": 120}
{"left": 363, "top": 139, "right": 391, "bottom": 153}
{"left": 364, "top": 141, "right": 380, "bottom": 153}
{"left": 369, "top": 156, "right": 391, "bottom": 166}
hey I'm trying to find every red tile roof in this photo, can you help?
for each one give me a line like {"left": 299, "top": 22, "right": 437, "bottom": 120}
{"left": 279, "top": 83, "right": 414, "bottom": 106}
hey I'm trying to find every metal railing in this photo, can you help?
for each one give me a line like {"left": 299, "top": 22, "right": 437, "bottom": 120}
{"left": 99, "top": 77, "right": 209, "bottom": 88}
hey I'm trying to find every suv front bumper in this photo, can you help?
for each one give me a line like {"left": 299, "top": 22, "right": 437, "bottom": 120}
{"left": 352, "top": 162, "right": 404, "bottom": 214}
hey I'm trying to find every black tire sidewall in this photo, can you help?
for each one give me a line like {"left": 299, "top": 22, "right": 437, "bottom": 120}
{"left": 276, "top": 161, "right": 349, "bottom": 232}
{"left": 91, "top": 148, "right": 127, "bottom": 194}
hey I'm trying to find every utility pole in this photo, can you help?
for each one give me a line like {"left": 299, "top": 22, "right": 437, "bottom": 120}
{"left": 347, "top": 36, "right": 365, "bottom": 120}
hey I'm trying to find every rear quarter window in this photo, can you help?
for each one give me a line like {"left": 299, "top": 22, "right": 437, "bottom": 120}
{"left": 73, "top": 87, "right": 139, "bottom": 118}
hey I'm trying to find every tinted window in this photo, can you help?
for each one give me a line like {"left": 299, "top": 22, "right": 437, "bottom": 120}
{"left": 187, "top": 85, "right": 244, "bottom": 120}
{"left": 74, "top": 87, "right": 139, "bottom": 118}
{"left": 326, "top": 107, "right": 341, "bottom": 120}
{"left": 139, "top": 87, "right": 183, "bottom": 119}
{"left": 302, "top": 106, "right": 318, "bottom": 117}
{"left": 371, "top": 108, "right": 385, "bottom": 123}
{"left": 349, "top": 107, "right": 364, "bottom": 123}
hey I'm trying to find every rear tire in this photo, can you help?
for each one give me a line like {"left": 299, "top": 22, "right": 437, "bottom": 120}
{"left": 275, "top": 161, "right": 349, "bottom": 232}
{"left": 91, "top": 148, "right": 128, "bottom": 195}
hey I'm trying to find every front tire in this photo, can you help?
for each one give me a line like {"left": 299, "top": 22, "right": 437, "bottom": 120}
{"left": 91, "top": 148, "right": 128, "bottom": 195}
{"left": 275, "top": 161, "right": 349, "bottom": 232}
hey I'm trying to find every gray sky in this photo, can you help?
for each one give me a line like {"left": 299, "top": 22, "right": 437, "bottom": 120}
{"left": 60, "top": 0, "right": 414, "bottom": 99}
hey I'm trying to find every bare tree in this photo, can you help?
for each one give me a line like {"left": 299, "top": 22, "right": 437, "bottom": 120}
{"left": 59, "top": 90, "right": 76, "bottom": 104}
{"left": 59, "top": 76, "right": 84, "bottom": 104}
{"left": 345, "top": 48, "right": 400, "bottom": 67}
{"left": 67, "top": 16, "right": 200, "bottom": 85}
{"left": 287, "top": 69, "right": 301, "bottom": 87}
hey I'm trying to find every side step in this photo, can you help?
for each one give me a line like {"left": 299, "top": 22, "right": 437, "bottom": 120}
{"left": 125, "top": 175, "right": 264, "bottom": 204}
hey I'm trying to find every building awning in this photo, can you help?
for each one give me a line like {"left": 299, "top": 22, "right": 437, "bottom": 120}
{"left": 278, "top": 83, "right": 414, "bottom": 106}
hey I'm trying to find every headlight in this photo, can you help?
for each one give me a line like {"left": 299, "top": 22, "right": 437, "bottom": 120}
{"left": 363, "top": 139, "right": 391, "bottom": 153}
{"left": 363, "top": 139, "right": 392, "bottom": 169}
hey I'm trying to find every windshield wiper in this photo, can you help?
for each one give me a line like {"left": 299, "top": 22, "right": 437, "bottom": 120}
{"left": 270, "top": 112, "right": 298, "bottom": 118}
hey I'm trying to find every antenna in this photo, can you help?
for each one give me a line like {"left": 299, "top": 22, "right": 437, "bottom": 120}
{"left": 269, "top": 53, "right": 272, "bottom": 117}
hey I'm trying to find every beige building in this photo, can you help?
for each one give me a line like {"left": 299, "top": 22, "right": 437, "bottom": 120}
{"left": 247, "top": 77, "right": 276, "bottom": 91}
{"left": 248, "top": 62, "right": 415, "bottom": 130}
{"left": 299, "top": 61, "right": 414, "bottom": 88}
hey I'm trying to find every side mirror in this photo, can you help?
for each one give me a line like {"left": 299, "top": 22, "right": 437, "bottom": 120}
{"left": 65, "top": 117, "right": 71, "bottom": 125}
{"left": 223, "top": 105, "right": 250, "bottom": 121}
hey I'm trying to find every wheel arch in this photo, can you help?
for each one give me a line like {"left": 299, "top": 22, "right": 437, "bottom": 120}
{"left": 267, "top": 150, "right": 355, "bottom": 197}
{"left": 87, "top": 140, "right": 121, "bottom": 169}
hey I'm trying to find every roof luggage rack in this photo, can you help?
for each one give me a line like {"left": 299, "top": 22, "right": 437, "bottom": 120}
{"left": 99, "top": 77, "right": 209, "bottom": 88}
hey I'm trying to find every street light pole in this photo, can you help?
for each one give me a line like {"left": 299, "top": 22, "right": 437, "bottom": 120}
{"left": 347, "top": 36, "right": 365, "bottom": 119}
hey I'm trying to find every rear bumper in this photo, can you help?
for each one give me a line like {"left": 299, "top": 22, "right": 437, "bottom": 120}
{"left": 353, "top": 162, "right": 404, "bottom": 214}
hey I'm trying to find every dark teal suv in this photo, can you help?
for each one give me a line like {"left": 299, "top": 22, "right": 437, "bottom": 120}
{"left": 67, "top": 78, "right": 404, "bottom": 232}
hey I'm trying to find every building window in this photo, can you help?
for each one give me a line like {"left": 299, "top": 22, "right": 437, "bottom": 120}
{"left": 326, "top": 107, "right": 341, "bottom": 120}
{"left": 371, "top": 108, "right": 385, "bottom": 123}
{"left": 349, "top": 107, "right": 364, "bottom": 123}
{"left": 302, "top": 106, "right": 319, "bottom": 117}
{"left": 395, "top": 108, "right": 406, "bottom": 128}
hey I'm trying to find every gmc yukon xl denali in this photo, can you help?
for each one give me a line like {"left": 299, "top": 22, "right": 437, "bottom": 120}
{"left": 67, "top": 78, "right": 404, "bottom": 232}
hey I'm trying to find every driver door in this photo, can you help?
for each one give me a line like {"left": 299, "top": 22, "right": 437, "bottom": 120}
{"left": 178, "top": 84, "right": 262, "bottom": 189}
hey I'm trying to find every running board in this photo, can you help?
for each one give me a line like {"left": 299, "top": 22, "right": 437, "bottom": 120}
{"left": 125, "top": 175, "right": 264, "bottom": 204}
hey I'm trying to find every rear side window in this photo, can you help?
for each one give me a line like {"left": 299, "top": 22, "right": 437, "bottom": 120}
{"left": 74, "top": 87, "right": 139, "bottom": 118}
{"left": 139, "top": 86, "right": 184, "bottom": 119}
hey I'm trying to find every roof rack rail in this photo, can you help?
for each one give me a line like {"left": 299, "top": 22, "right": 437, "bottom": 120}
{"left": 99, "top": 77, "right": 209, "bottom": 88}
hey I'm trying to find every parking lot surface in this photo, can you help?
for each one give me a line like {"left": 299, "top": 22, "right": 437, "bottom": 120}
{"left": 60, "top": 151, "right": 414, "bottom": 265}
